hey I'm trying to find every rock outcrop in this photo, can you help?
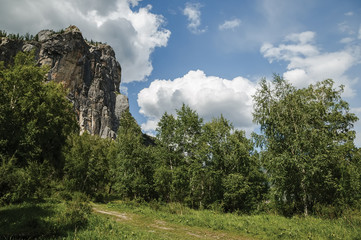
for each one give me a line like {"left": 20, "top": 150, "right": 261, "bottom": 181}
{"left": 0, "top": 25, "right": 129, "bottom": 138}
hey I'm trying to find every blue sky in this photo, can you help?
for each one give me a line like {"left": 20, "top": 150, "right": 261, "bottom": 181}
{"left": 1, "top": 0, "right": 361, "bottom": 145}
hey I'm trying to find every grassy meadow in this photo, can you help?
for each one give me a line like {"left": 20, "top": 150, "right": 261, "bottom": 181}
{"left": 1, "top": 199, "right": 361, "bottom": 239}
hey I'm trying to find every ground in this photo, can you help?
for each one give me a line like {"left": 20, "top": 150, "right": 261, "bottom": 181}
{"left": 92, "top": 204, "right": 252, "bottom": 240}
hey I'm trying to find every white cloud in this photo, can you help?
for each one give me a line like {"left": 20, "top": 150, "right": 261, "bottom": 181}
{"left": 261, "top": 31, "right": 361, "bottom": 97}
{"left": 137, "top": 70, "right": 257, "bottom": 134}
{"left": 219, "top": 19, "right": 241, "bottom": 31}
{"left": 119, "top": 85, "right": 128, "bottom": 95}
{"left": 340, "top": 37, "right": 354, "bottom": 44}
{"left": 345, "top": 11, "right": 354, "bottom": 16}
{"left": 351, "top": 107, "right": 361, "bottom": 147}
{"left": 183, "top": 2, "right": 206, "bottom": 34}
{"left": 338, "top": 21, "right": 355, "bottom": 35}
{"left": 0, "top": 0, "right": 170, "bottom": 83}
{"left": 284, "top": 31, "right": 315, "bottom": 44}
{"left": 358, "top": 25, "right": 361, "bottom": 39}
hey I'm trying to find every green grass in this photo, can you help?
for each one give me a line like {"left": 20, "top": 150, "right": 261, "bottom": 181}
{"left": 64, "top": 214, "right": 168, "bottom": 240}
{"left": 0, "top": 199, "right": 63, "bottom": 238}
{"left": 98, "top": 200, "right": 361, "bottom": 239}
{"left": 1, "top": 199, "right": 360, "bottom": 239}
{"left": 0, "top": 199, "right": 192, "bottom": 240}
{"left": 0, "top": 198, "right": 92, "bottom": 239}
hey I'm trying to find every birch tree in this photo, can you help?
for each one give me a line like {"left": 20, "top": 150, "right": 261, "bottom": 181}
{"left": 253, "top": 75, "right": 359, "bottom": 215}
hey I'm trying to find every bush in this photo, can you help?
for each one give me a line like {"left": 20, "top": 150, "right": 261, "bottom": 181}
{"left": 63, "top": 133, "right": 111, "bottom": 199}
{"left": 0, "top": 164, "right": 26, "bottom": 205}
{"left": 0, "top": 157, "right": 56, "bottom": 205}
{"left": 313, "top": 204, "right": 343, "bottom": 219}
{"left": 58, "top": 194, "right": 92, "bottom": 230}
{"left": 208, "top": 201, "right": 225, "bottom": 213}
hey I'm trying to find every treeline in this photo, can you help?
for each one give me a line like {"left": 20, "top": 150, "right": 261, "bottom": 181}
{"left": 1, "top": 51, "right": 360, "bottom": 217}
{"left": 61, "top": 107, "right": 267, "bottom": 213}
{"left": 0, "top": 30, "right": 38, "bottom": 41}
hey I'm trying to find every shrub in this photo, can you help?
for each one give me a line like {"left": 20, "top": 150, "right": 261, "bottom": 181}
{"left": 57, "top": 194, "right": 92, "bottom": 230}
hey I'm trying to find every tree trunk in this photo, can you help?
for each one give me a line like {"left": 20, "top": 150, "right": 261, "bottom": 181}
{"left": 301, "top": 168, "right": 308, "bottom": 216}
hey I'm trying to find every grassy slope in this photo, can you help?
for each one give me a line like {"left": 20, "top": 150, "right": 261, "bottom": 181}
{"left": 1, "top": 200, "right": 360, "bottom": 239}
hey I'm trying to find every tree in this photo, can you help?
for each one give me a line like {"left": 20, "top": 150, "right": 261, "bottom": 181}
{"left": 110, "top": 111, "right": 155, "bottom": 200}
{"left": 253, "top": 75, "right": 360, "bottom": 215}
{"left": 63, "top": 133, "right": 111, "bottom": 199}
{"left": 0, "top": 51, "right": 78, "bottom": 203}
{"left": 197, "top": 116, "right": 267, "bottom": 211}
{"left": 222, "top": 173, "right": 250, "bottom": 212}
{"left": 155, "top": 107, "right": 267, "bottom": 211}
{"left": 155, "top": 105, "right": 203, "bottom": 204}
{"left": 0, "top": 51, "right": 78, "bottom": 170}
{"left": 175, "top": 104, "right": 203, "bottom": 161}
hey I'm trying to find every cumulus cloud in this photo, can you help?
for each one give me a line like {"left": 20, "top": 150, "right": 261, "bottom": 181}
{"left": 219, "top": 19, "right": 241, "bottom": 31}
{"left": 0, "top": 0, "right": 170, "bottom": 83}
{"left": 183, "top": 2, "right": 206, "bottom": 34}
{"left": 261, "top": 31, "right": 361, "bottom": 97}
{"left": 137, "top": 70, "right": 257, "bottom": 134}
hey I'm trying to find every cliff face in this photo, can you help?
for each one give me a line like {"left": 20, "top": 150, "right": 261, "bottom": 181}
{"left": 0, "top": 26, "right": 129, "bottom": 138}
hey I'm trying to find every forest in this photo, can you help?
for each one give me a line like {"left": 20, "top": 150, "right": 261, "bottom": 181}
{"left": 1, "top": 51, "right": 361, "bottom": 239}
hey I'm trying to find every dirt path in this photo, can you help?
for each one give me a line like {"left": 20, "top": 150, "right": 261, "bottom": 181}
{"left": 92, "top": 208, "right": 131, "bottom": 221}
{"left": 92, "top": 206, "right": 253, "bottom": 240}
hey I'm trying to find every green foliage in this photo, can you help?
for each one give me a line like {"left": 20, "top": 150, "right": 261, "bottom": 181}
{"left": 0, "top": 157, "right": 28, "bottom": 204}
{"left": 253, "top": 75, "right": 361, "bottom": 216}
{"left": 155, "top": 105, "right": 267, "bottom": 211}
{"left": 0, "top": 30, "right": 36, "bottom": 41}
{"left": 174, "top": 104, "right": 203, "bottom": 159}
{"left": 85, "top": 38, "right": 104, "bottom": 47}
{"left": 64, "top": 133, "right": 111, "bottom": 199}
{"left": 155, "top": 105, "right": 202, "bottom": 204}
{"left": 110, "top": 111, "right": 156, "bottom": 201}
{"left": 222, "top": 173, "right": 250, "bottom": 212}
{"left": 0, "top": 199, "right": 91, "bottom": 238}
{"left": 0, "top": 151, "right": 59, "bottom": 205}
{"left": 0, "top": 30, "right": 7, "bottom": 38}
{"left": 0, "top": 51, "right": 77, "bottom": 203}
{"left": 0, "top": 51, "right": 78, "bottom": 169}
{"left": 153, "top": 166, "right": 172, "bottom": 202}
{"left": 197, "top": 117, "right": 267, "bottom": 212}
{"left": 61, "top": 197, "right": 92, "bottom": 228}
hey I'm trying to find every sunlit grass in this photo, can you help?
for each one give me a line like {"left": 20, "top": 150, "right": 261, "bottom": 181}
{"left": 99, "top": 200, "right": 361, "bottom": 239}
{"left": 1, "top": 199, "right": 360, "bottom": 239}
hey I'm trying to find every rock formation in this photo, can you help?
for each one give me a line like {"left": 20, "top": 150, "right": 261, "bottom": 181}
{"left": 0, "top": 25, "right": 129, "bottom": 138}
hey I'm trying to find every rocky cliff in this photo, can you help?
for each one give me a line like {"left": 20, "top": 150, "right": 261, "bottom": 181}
{"left": 0, "top": 25, "right": 129, "bottom": 138}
